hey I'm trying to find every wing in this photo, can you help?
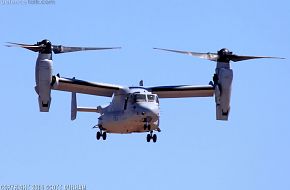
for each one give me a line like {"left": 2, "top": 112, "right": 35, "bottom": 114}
{"left": 148, "top": 85, "right": 214, "bottom": 98}
{"left": 52, "top": 76, "right": 122, "bottom": 97}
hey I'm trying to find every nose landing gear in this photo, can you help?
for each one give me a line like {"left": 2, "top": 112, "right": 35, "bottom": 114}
{"left": 146, "top": 131, "right": 157, "bottom": 143}
{"left": 143, "top": 117, "right": 152, "bottom": 131}
{"left": 144, "top": 123, "right": 151, "bottom": 131}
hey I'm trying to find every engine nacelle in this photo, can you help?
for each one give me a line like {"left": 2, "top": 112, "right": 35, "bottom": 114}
{"left": 35, "top": 54, "right": 53, "bottom": 112}
{"left": 215, "top": 68, "right": 233, "bottom": 120}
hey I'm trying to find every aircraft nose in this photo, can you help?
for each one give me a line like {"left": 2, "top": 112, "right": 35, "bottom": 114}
{"left": 138, "top": 104, "right": 159, "bottom": 119}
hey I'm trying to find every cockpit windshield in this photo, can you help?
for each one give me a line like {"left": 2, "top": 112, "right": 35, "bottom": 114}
{"left": 130, "top": 93, "right": 159, "bottom": 103}
{"left": 148, "top": 94, "right": 159, "bottom": 103}
{"left": 134, "top": 94, "right": 147, "bottom": 102}
{"left": 147, "top": 94, "right": 155, "bottom": 102}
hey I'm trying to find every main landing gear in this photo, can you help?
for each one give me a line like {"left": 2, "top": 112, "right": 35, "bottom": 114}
{"left": 96, "top": 130, "right": 107, "bottom": 140}
{"left": 146, "top": 131, "right": 157, "bottom": 143}
{"left": 93, "top": 125, "right": 107, "bottom": 141}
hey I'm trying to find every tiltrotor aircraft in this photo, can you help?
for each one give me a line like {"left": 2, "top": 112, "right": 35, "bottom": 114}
{"left": 6, "top": 40, "right": 284, "bottom": 143}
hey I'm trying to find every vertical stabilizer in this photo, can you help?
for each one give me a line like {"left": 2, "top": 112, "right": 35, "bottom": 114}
{"left": 71, "top": 92, "right": 77, "bottom": 120}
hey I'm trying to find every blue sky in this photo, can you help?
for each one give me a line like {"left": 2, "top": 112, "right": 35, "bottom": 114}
{"left": 0, "top": 0, "right": 289, "bottom": 189}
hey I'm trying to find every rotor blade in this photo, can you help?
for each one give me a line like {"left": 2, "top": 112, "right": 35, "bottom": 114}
{"left": 5, "top": 42, "right": 42, "bottom": 52}
{"left": 229, "top": 55, "right": 286, "bottom": 62}
{"left": 52, "top": 45, "right": 121, "bottom": 54}
{"left": 154, "top": 48, "right": 219, "bottom": 61}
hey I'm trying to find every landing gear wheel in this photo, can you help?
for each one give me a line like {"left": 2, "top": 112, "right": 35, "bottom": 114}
{"left": 152, "top": 134, "right": 157, "bottom": 143}
{"left": 146, "top": 131, "right": 157, "bottom": 143}
{"left": 146, "top": 134, "right": 151, "bottom": 142}
{"left": 96, "top": 131, "right": 107, "bottom": 141}
{"left": 96, "top": 131, "right": 101, "bottom": 140}
{"left": 103, "top": 132, "right": 107, "bottom": 140}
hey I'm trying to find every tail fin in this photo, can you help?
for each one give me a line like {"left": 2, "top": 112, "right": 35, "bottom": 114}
{"left": 71, "top": 92, "right": 102, "bottom": 121}
{"left": 71, "top": 92, "right": 77, "bottom": 120}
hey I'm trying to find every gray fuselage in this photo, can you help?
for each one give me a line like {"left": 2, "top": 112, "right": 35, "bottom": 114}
{"left": 98, "top": 87, "right": 160, "bottom": 134}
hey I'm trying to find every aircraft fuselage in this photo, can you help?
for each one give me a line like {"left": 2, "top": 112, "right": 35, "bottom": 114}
{"left": 98, "top": 87, "right": 160, "bottom": 134}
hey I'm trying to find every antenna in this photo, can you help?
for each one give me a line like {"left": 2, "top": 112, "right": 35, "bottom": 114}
{"left": 139, "top": 80, "right": 144, "bottom": 86}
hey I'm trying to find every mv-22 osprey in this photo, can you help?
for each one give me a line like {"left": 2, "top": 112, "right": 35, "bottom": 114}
{"left": 6, "top": 40, "right": 284, "bottom": 143}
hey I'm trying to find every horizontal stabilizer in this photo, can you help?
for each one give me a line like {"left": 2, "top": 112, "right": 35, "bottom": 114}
{"left": 77, "top": 107, "right": 100, "bottom": 113}
{"left": 71, "top": 92, "right": 102, "bottom": 121}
